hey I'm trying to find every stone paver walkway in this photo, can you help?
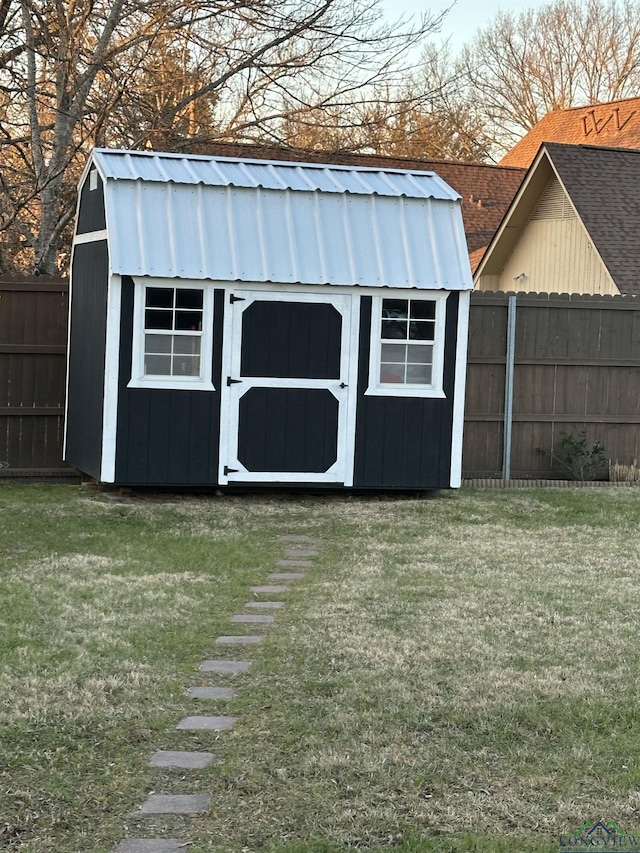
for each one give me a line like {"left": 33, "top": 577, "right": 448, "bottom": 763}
{"left": 231, "top": 613, "right": 274, "bottom": 623}
{"left": 116, "top": 840, "right": 187, "bottom": 852}
{"left": 215, "top": 634, "right": 263, "bottom": 644}
{"left": 187, "top": 686, "right": 235, "bottom": 700}
{"left": 116, "top": 530, "right": 318, "bottom": 850}
{"left": 139, "top": 794, "right": 211, "bottom": 814}
{"left": 268, "top": 572, "right": 305, "bottom": 580}
{"left": 149, "top": 750, "right": 215, "bottom": 769}
{"left": 199, "top": 659, "right": 251, "bottom": 673}
{"left": 250, "top": 584, "right": 289, "bottom": 594}
{"left": 176, "top": 715, "right": 237, "bottom": 731}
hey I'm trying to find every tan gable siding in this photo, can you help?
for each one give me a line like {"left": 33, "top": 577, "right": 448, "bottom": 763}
{"left": 476, "top": 217, "right": 618, "bottom": 294}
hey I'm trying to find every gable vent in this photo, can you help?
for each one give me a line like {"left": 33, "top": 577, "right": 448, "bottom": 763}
{"left": 531, "top": 176, "right": 576, "bottom": 221}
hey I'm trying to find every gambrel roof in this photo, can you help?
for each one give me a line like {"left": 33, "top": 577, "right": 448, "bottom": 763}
{"left": 476, "top": 142, "right": 640, "bottom": 296}
{"left": 185, "top": 140, "right": 526, "bottom": 254}
{"left": 82, "top": 148, "right": 474, "bottom": 290}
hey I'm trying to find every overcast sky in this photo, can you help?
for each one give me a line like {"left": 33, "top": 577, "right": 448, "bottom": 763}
{"left": 381, "top": 0, "right": 576, "bottom": 53}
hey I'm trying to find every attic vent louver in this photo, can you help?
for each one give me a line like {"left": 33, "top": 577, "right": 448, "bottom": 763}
{"left": 531, "top": 176, "right": 576, "bottom": 221}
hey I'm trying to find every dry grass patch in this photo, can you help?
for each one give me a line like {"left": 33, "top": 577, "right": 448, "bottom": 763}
{"left": 3, "top": 486, "right": 640, "bottom": 852}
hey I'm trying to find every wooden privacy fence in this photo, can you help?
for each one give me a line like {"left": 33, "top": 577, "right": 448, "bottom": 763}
{"left": 0, "top": 276, "right": 72, "bottom": 477}
{"left": 464, "top": 291, "right": 640, "bottom": 479}
{"left": 3, "top": 283, "right": 640, "bottom": 481}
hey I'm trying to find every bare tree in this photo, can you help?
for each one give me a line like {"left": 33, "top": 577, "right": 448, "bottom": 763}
{"left": 277, "top": 44, "right": 493, "bottom": 163}
{"left": 0, "top": 0, "right": 447, "bottom": 273}
{"left": 462, "top": 0, "right": 640, "bottom": 153}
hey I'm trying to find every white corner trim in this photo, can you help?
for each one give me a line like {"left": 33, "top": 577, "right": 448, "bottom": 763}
{"left": 342, "top": 292, "right": 360, "bottom": 487}
{"left": 62, "top": 253, "right": 75, "bottom": 461}
{"left": 450, "top": 290, "right": 470, "bottom": 488}
{"left": 74, "top": 229, "right": 108, "bottom": 245}
{"left": 100, "top": 275, "right": 122, "bottom": 483}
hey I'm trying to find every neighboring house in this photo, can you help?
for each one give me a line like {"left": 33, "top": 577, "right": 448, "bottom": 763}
{"left": 64, "top": 148, "right": 473, "bottom": 490}
{"left": 194, "top": 141, "right": 526, "bottom": 268}
{"left": 500, "top": 96, "right": 640, "bottom": 169}
{"left": 475, "top": 143, "right": 640, "bottom": 296}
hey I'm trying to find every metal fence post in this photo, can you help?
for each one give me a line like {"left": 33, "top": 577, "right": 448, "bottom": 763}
{"left": 503, "top": 294, "right": 517, "bottom": 481}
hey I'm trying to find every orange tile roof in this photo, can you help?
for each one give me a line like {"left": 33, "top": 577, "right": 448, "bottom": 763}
{"left": 500, "top": 97, "right": 640, "bottom": 168}
{"left": 186, "top": 141, "right": 525, "bottom": 254}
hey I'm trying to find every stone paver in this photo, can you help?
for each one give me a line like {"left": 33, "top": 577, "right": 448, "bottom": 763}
{"left": 176, "top": 715, "right": 237, "bottom": 731}
{"left": 215, "top": 634, "right": 263, "bottom": 645}
{"left": 277, "top": 559, "right": 313, "bottom": 567}
{"left": 149, "top": 750, "right": 215, "bottom": 769}
{"left": 187, "top": 686, "right": 235, "bottom": 700}
{"left": 199, "top": 659, "right": 251, "bottom": 674}
{"left": 279, "top": 535, "right": 315, "bottom": 542}
{"left": 250, "top": 585, "right": 289, "bottom": 594}
{"left": 285, "top": 548, "right": 318, "bottom": 558}
{"left": 268, "top": 572, "right": 305, "bottom": 580}
{"left": 116, "top": 840, "right": 187, "bottom": 853}
{"left": 140, "top": 794, "right": 211, "bottom": 815}
{"left": 245, "top": 600, "right": 284, "bottom": 609}
{"left": 231, "top": 613, "right": 274, "bottom": 623}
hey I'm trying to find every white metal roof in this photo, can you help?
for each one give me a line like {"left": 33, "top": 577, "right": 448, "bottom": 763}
{"left": 85, "top": 149, "right": 473, "bottom": 289}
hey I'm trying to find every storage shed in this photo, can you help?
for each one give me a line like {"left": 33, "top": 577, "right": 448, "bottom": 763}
{"left": 64, "top": 149, "right": 472, "bottom": 489}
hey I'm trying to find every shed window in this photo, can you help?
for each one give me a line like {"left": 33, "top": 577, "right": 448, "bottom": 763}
{"left": 129, "top": 281, "right": 215, "bottom": 391}
{"left": 144, "top": 287, "right": 203, "bottom": 377}
{"left": 366, "top": 294, "right": 447, "bottom": 398}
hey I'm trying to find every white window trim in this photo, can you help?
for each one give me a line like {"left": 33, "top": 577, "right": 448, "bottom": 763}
{"left": 128, "top": 279, "right": 215, "bottom": 391}
{"left": 365, "top": 292, "right": 448, "bottom": 398}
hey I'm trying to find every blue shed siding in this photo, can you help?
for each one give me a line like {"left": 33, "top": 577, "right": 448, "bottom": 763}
{"left": 65, "top": 240, "right": 109, "bottom": 478}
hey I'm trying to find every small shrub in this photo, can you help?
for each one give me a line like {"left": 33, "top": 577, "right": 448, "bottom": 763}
{"left": 548, "top": 429, "right": 608, "bottom": 481}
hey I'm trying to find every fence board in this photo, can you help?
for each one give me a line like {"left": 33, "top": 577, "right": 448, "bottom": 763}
{"left": 0, "top": 277, "right": 71, "bottom": 476}
{"left": 464, "top": 292, "right": 640, "bottom": 479}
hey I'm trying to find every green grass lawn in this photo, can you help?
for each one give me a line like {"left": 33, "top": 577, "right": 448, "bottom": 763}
{"left": 2, "top": 484, "right": 640, "bottom": 852}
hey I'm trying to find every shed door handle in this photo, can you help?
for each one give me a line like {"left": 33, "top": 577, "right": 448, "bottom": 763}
{"left": 339, "top": 382, "right": 348, "bottom": 388}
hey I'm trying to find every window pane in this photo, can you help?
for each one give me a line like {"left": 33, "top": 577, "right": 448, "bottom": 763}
{"left": 146, "top": 288, "right": 173, "bottom": 309}
{"left": 410, "top": 300, "right": 436, "bottom": 320}
{"left": 381, "top": 319, "right": 407, "bottom": 339}
{"left": 175, "top": 310, "right": 202, "bottom": 331}
{"left": 380, "top": 362, "right": 405, "bottom": 383}
{"left": 409, "top": 320, "right": 435, "bottom": 341}
{"left": 145, "top": 333, "right": 172, "bottom": 354}
{"left": 145, "top": 354, "right": 171, "bottom": 375}
{"left": 381, "top": 343, "right": 407, "bottom": 363}
{"left": 382, "top": 298, "right": 408, "bottom": 319}
{"left": 406, "top": 363, "right": 432, "bottom": 384}
{"left": 176, "top": 289, "right": 203, "bottom": 310}
{"left": 406, "top": 343, "right": 433, "bottom": 365}
{"left": 173, "top": 335, "right": 201, "bottom": 355}
{"left": 145, "top": 309, "right": 173, "bottom": 330}
{"left": 172, "top": 354, "right": 200, "bottom": 376}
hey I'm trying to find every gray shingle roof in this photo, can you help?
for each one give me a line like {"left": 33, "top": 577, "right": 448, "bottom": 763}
{"left": 546, "top": 142, "right": 640, "bottom": 295}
